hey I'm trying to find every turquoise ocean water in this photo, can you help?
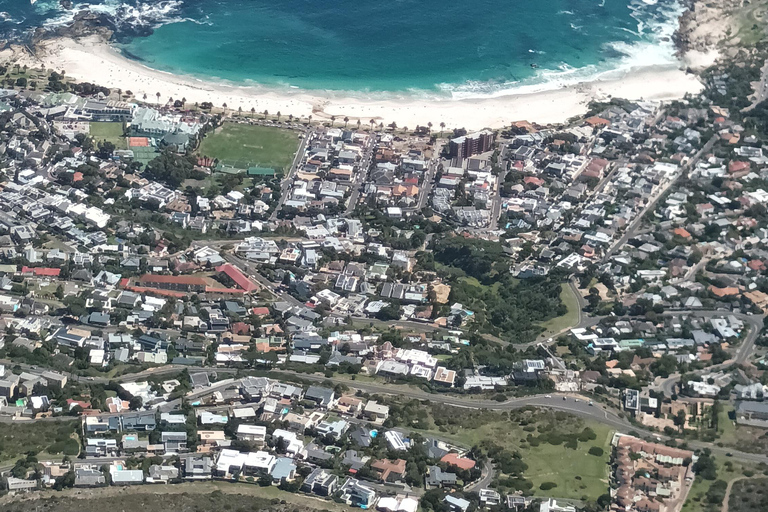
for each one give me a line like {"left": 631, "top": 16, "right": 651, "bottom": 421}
{"left": 0, "top": 0, "right": 683, "bottom": 98}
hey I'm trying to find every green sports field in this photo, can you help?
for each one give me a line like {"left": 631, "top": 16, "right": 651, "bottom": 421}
{"left": 89, "top": 122, "right": 126, "bottom": 148}
{"left": 198, "top": 123, "right": 298, "bottom": 172}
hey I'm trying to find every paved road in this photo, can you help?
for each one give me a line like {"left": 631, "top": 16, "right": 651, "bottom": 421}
{"left": 269, "top": 128, "right": 313, "bottom": 221}
{"left": 530, "top": 278, "right": 588, "bottom": 346}
{"left": 343, "top": 134, "right": 377, "bottom": 216}
{"left": 7, "top": 354, "right": 768, "bottom": 467}
{"left": 417, "top": 145, "right": 443, "bottom": 211}
{"left": 465, "top": 459, "right": 494, "bottom": 493}
{"left": 648, "top": 310, "right": 763, "bottom": 396}
{"left": 601, "top": 135, "right": 717, "bottom": 263}
{"left": 278, "top": 371, "right": 768, "bottom": 463}
{"left": 490, "top": 169, "right": 508, "bottom": 230}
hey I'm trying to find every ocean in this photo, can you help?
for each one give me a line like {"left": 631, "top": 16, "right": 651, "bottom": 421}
{"left": 0, "top": 0, "right": 684, "bottom": 99}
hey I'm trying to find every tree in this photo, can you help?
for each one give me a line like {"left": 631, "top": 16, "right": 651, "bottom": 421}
{"left": 263, "top": 110, "right": 269, "bottom": 119}
{"left": 53, "top": 471, "right": 75, "bottom": 490}
{"left": 144, "top": 150, "right": 200, "bottom": 188}
{"left": 439, "top": 121, "right": 445, "bottom": 136}
{"left": 156, "top": 92, "right": 161, "bottom": 103}
{"left": 376, "top": 304, "right": 401, "bottom": 321}
{"left": 673, "top": 409, "right": 687, "bottom": 432}
{"left": 276, "top": 111, "right": 281, "bottom": 122}
{"left": 129, "top": 396, "right": 143, "bottom": 411}
{"left": 693, "top": 449, "right": 718, "bottom": 480}
{"left": 96, "top": 140, "right": 116, "bottom": 160}
{"left": 251, "top": 107, "right": 256, "bottom": 118}
{"left": 344, "top": 116, "right": 349, "bottom": 128}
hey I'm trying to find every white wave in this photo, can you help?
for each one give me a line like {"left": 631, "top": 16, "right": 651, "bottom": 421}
{"left": 431, "top": 0, "right": 686, "bottom": 101}
{"left": 557, "top": 10, "right": 575, "bottom": 15}
{"left": 43, "top": 0, "right": 187, "bottom": 31}
{"left": 0, "top": 11, "right": 20, "bottom": 23}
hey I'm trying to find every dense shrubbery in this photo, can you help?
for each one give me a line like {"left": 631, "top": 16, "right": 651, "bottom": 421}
{"left": 431, "top": 236, "right": 566, "bottom": 342}
{"left": 143, "top": 150, "right": 206, "bottom": 188}
{"left": 588, "top": 446, "right": 604, "bottom": 457}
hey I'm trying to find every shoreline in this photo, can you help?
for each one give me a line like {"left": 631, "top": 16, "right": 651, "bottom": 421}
{"left": 5, "top": 35, "right": 706, "bottom": 129}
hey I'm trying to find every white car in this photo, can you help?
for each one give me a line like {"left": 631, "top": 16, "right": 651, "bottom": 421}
{"left": 545, "top": 395, "right": 552, "bottom": 398}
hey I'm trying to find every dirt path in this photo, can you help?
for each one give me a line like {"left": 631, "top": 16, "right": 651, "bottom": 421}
{"left": 722, "top": 476, "right": 748, "bottom": 512}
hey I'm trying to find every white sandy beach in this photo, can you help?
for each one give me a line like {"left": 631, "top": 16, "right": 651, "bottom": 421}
{"left": 8, "top": 36, "right": 705, "bottom": 129}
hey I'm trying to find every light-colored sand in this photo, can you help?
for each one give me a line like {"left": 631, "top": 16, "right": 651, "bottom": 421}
{"left": 683, "top": 49, "right": 721, "bottom": 71}
{"left": 7, "top": 35, "right": 705, "bottom": 129}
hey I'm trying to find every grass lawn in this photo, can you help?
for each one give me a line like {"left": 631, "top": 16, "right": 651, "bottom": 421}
{"left": 198, "top": 123, "right": 298, "bottom": 172}
{"left": 716, "top": 406, "right": 738, "bottom": 445}
{"left": 538, "top": 283, "right": 580, "bottom": 337}
{"left": 0, "top": 420, "right": 80, "bottom": 463}
{"left": 523, "top": 430, "right": 612, "bottom": 500}
{"left": 89, "top": 122, "right": 126, "bottom": 149}
{"left": 708, "top": 407, "right": 768, "bottom": 454}
{"left": 414, "top": 408, "right": 613, "bottom": 501}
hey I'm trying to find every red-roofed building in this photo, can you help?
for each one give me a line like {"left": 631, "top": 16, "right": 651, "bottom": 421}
{"left": 728, "top": 160, "right": 750, "bottom": 177}
{"left": 232, "top": 322, "right": 250, "bottom": 335}
{"left": 579, "top": 244, "right": 595, "bottom": 258}
{"left": 252, "top": 307, "right": 270, "bottom": 317}
{"left": 21, "top": 266, "right": 61, "bottom": 277}
{"left": 709, "top": 285, "right": 739, "bottom": 298}
{"left": 441, "top": 453, "right": 476, "bottom": 470}
{"left": 524, "top": 176, "right": 544, "bottom": 187}
{"left": 672, "top": 227, "right": 691, "bottom": 239}
{"left": 580, "top": 158, "right": 609, "bottom": 180}
{"left": 585, "top": 116, "right": 610, "bottom": 128}
{"left": 73, "top": 172, "right": 83, "bottom": 182}
{"left": 216, "top": 264, "right": 258, "bottom": 293}
{"left": 748, "top": 260, "right": 766, "bottom": 272}
{"left": 119, "top": 278, "right": 130, "bottom": 288}
{"left": 66, "top": 398, "right": 91, "bottom": 411}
